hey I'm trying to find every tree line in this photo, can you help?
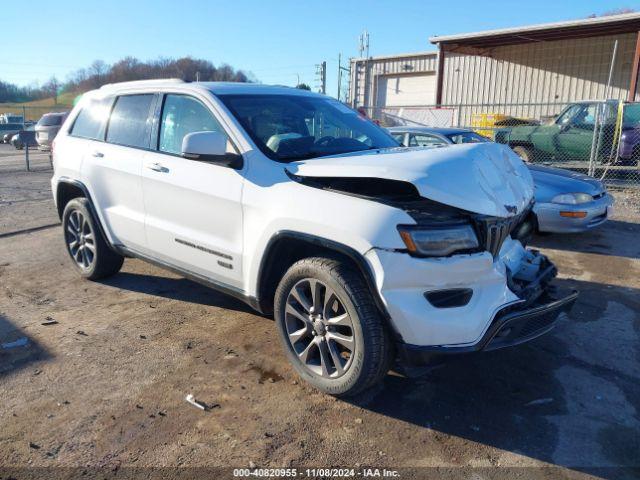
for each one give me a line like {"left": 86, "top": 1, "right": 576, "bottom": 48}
{"left": 0, "top": 56, "right": 251, "bottom": 104}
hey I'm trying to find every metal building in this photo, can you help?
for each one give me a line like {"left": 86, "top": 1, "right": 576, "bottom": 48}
{"left": 350, "top": 12, "right": 640, "bottom": 122}
{"left": 349, "top": 51, "right": 438, "bottom": 109}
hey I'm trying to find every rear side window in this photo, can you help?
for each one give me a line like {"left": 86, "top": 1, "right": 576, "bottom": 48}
{"left": 106, "top": 94, "right": 154, "bottom": 148}
{"left": 410, "top": 134, "right": 447, "bottom": 147}
{"left": 71, "top": 98, "right": 112, "bottom": 140}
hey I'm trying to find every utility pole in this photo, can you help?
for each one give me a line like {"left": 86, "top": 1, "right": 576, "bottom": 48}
{"left": 359, "top": 30, "right": 370, "bottom": 59}
{"left": 315, "top": 61, "right": 327, "bottom": 94}
{"left": 337, "top": 54, "right": 351, "bottom": 102}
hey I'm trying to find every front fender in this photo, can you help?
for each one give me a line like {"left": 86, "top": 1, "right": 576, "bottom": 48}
{"left": 241, "top": 171, "right": 414, "bottom": 298}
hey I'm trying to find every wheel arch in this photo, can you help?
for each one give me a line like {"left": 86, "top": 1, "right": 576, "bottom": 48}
{"left": 256, "top": 231, "right": 391, "bottom": 323}
{"left": 55, "top": 177, "right": 116, "bottom": 253}
{"left": 55, "top": 177, "right": 89, "bottom": 219}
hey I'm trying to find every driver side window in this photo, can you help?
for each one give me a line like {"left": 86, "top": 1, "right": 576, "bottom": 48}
{"left": 159, "top": 95, "right": 226, "bottom": 155}
{"left": 556, "top": 104, "right": 583, "bottom": 126}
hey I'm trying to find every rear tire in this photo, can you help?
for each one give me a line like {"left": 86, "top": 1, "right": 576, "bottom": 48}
{"left": 512, "top": 145, "right": 534, "bottom": 163}
{"left": 274, "top": 256, "right": 392, "bottom": 397}
{"left": 62, "top": 198, "right": 124, "bottom": 280}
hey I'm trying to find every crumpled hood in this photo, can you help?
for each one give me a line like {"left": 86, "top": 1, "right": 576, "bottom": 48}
{"left": 286, "top": 143, "right": 534, "bottom": 217}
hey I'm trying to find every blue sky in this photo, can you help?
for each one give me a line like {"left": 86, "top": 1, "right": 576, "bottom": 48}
{"left": 4, "top": 0, "right": 639, "bottom": 98}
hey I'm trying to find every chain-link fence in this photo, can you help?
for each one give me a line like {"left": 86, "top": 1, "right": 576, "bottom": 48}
{"left": 0, "top": 104, "right": 71, "bottom": 124}
{"left": 0, "top": 105, "right": 71, "bottom": 172}
{"left": 364, "top": 101, "right": 640, "bottom": 187}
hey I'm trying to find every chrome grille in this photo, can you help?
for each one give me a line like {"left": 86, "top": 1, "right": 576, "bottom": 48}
{"left": 475, "top": 206, "right": 531, "bottom": 258}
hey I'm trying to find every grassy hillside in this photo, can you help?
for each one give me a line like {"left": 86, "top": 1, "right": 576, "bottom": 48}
{"left": 0, "top": 92, "right": 78, "bottom": 109}
{"left": 0, "top": 92, "right": 78, "bottom": 121}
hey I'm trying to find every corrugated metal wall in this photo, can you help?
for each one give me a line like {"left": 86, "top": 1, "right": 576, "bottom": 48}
{"left": 441, "top": 32, "right": 635, "bottom": 123}
{"left": 349, "top": 53, "right": 438, "bottom": 108}
{"left": 350, "top": 33, "right": 636, "bottom": 125}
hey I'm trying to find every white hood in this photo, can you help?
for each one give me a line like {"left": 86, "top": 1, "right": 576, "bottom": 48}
{"left": 286, "top": 143, "right": 534, "bottom": 218}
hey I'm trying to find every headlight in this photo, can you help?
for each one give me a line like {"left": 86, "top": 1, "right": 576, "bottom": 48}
{"left": 398, "top": 224, "right": 479, "bottom": 257}
{"left": 551, "top": 193, "right": 592, "bottom": 204}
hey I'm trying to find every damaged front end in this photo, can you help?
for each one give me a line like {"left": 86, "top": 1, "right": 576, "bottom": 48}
{"left": 285, "top": 145, "right": 577, "bottom": 363}
{"left": 395, "top": 200, "right": 578, "bottom": 364}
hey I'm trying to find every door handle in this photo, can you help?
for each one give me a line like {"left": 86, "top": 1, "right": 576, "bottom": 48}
{"left": 92, "top": 151, "right": 104, "bottom": 158}
{"left": 144, "top": 161, "right": 167, "bottom": 172}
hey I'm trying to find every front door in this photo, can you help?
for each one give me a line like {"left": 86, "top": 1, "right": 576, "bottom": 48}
{"left": 141, "top": 94, "right": 244, "bottom": 288}
{"left": 556, "top": 103, "right": 597, "bottom": 160}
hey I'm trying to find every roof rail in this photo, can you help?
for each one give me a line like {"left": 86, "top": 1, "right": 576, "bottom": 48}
{"left": 100, "top": 78, "right": 185, "bottom": 89}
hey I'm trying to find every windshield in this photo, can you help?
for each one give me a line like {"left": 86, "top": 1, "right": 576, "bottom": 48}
{"left": 623, "top": 103, "right": 640, "bottom": 127}
{"left": 217, "top": 94, "right": 399, "bottom": 161}
{"left": 37, "top": 114, "right": 63, "bottom": 127}
{"left": 445, "top": 131, "right": 490, "bottom": 144}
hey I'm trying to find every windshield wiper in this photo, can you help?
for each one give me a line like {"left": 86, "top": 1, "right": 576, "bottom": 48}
{"left": 276, "top": 145, "right": 389, "bottom": 162}
{"left": 276, "top": 152, "right": 322, "bottom": 161}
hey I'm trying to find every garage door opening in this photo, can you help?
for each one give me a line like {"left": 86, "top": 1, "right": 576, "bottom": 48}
{"left": 376, "top": 73, "right": 437, "bottom": 107}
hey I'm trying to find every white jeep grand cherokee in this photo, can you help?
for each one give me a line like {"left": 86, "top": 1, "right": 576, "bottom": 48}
{"left": 51, "top": 80, "right": 577, "bottom": 396}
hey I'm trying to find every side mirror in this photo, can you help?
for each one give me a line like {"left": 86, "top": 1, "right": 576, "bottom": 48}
{"left": 559, "top": 123, "right": 571, "bottom": 132}
{"left": 181, "top": 131, "right": 243, "bottom": 169}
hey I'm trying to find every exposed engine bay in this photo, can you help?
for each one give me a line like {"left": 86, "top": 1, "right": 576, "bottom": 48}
{"left": 287, "top": 172, "right": 538, "bottom": 255}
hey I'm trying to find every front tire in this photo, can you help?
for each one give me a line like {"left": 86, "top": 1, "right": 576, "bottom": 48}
{"left": 62, "top": 198, "right": 124, "bottom": 280}
{"left": 274, "top": 256, "right": 392, "bottom": 397}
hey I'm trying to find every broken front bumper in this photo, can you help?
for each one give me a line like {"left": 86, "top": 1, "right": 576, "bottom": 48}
{"left": 365, "top": 238, "right": 578, "bottom": 364}
{"left": 396, "top": 285, "right": 577, "bottom": 365}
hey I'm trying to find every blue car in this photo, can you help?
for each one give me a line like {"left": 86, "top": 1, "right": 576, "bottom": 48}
{"left": 387, "top": 126, "right": 614, "bottom": 233}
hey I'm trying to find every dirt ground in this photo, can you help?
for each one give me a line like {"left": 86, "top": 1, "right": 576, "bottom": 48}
{"left": 1, "top": 144, "right": 639, "bottom": 479}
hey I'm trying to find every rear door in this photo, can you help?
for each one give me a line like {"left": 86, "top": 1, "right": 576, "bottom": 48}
{"left": 81, "top": 93, "right": 156, "bottom": 250}
{"left": 141, "top": 93, "right": 244, "bottom": 287}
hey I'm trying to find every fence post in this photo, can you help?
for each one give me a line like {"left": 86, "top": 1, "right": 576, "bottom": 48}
{"left": 588, "top": 104, "right": 600, "bottom": 177}
{"left": 25, "top": 143, "right": 30, "bottom": 172}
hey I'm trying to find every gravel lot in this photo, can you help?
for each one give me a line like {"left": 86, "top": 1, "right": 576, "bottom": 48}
{"left": 0, "top": 144, "right": 639, "bottom": 479}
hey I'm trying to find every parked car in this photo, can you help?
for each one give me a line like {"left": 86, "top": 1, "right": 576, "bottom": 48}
{"left": 52, "top": 80, "right": 577, "bottom": 396}
{"left": 494, "top": 100, "right": 639, "bottom": 165}
{"left": 0, "top": 123, "right": 23, "bottom": 143}
{"left": 11, "top": 129, "right": 38, "bottom": 150}
{"left": 35, "top": 112, "right": 68, "bottom": 150}
{"left": 388, "top": 126, "right": 614, "bottom": 233}
{"left": 0, "top": 113, "right": 24, "bottom": 124}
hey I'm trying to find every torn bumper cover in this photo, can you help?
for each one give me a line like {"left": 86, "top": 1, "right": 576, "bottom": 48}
{"left": 397, "top": 285, "right": 577, "bottom": 365}
{"left": 367, "top": 241, "right": 578, "bottom": 366}
{"left": 395, "top": 246, "right": 578, "bottom": 365}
